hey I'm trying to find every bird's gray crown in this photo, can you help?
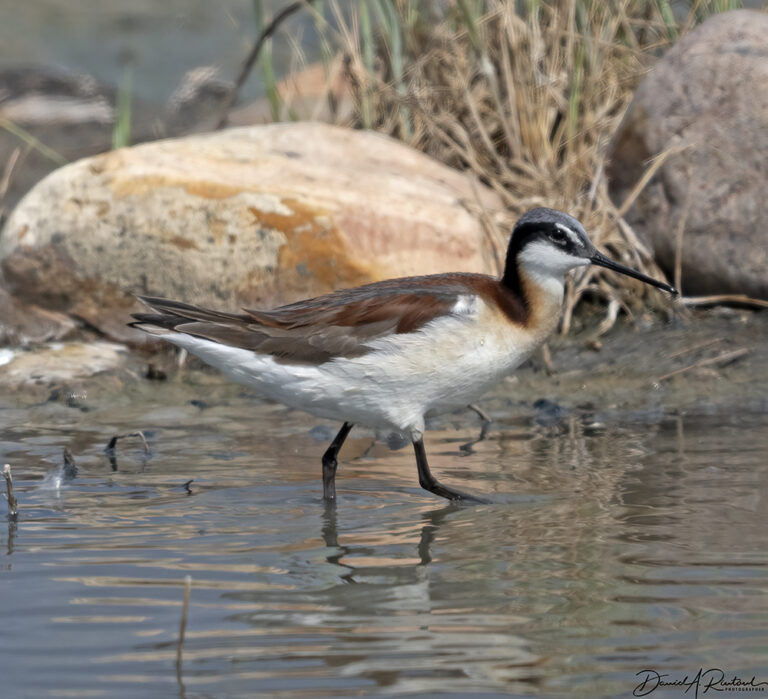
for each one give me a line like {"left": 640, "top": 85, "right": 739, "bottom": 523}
{"left": 514, "top": 207, "right": 586, "bottom": 238}
{"left": 510, "top": 207, "right": 592, "bottom": 256}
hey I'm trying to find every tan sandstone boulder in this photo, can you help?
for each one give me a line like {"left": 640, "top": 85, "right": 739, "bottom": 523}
{"left": 0, "top": 341, "right": 128, "bottom": 388}
{"left": 0, "top": 122, "right": 501, "bottom": 343}
{"left": 0, "top": 341, "right": 134, "bottom": 403}
{"left": 607, "top": 10, "right": 768, "bottom": 299}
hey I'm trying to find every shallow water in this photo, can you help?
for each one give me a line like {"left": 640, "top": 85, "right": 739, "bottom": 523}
{"left": 1, "top": 377, "right": 767, "bottom": 698}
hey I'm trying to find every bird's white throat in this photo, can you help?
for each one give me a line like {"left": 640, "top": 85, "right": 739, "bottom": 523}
{"left": 518, "top": 240, "right": 589, "bottom": 297}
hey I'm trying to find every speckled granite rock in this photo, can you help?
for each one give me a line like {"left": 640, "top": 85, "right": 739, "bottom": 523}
{"left": 607, "top": 10, "right": 768, "bottom": 299}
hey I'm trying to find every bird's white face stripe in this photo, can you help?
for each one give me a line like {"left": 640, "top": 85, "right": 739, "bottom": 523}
{"left": 519, "top": 239, "right": 589, "bottom": 277}
{"left": 555, "top": 222, "right": 581, "bottom": 248}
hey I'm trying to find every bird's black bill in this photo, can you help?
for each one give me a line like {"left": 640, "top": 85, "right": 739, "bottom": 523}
{"left": 590, "top": 251, "right": 677, "bottom": 294}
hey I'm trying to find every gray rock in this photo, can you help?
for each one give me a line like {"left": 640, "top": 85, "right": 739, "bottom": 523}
{"left": 0, "top": 287, "right": 77, "bottom": 345}
{"left": 0, "top": 341, "right": 130, "bottom": 399}
{"left": 606, "top": 10, "right": 768, "bottom": 299}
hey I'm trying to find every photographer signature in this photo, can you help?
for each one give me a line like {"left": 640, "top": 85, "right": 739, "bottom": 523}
{"left": 634, "top": 668, "right": 767, "bottom": 698}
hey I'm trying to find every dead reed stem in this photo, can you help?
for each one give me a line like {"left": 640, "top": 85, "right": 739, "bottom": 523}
{"left": 215, "top": 1, "right": 742, "bottom": 328}
{"left": 215, "top": 1, "right": 314, "bottom": 129}
{"left": 674, "top": 172, "right": 694, "bottom": 294}
{"left": 106, "top": 431, "right": 150, "bottom": 453}
{"left": 4, "top": 464, "right": 18, "bottom": 520}
{"left": 680, "top": 294, "right": 768, "bottom": 309}
{"left": 657, "top": 347, "right": 751, "bottom": 382}
{"left": 664, "top": 337, "right": 724, "bottom": 360}
{"left": 0, "top": 147, "right": 20, "bottom": 201}
{"left": 328, "top": 0, "right": 703, "bottom": 325}
{"left": 176, "top": 575, "right": 192, "bottom": 682}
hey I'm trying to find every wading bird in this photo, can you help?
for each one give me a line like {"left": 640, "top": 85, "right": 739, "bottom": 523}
{"left": 131, "top": 208, "right": 676, "bottom": 503}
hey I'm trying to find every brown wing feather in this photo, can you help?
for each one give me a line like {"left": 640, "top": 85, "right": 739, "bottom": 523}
{"left": 243, "top": 274, "right": 487, "bottom": 328}
{"left": 132, "top": 274, "right": 514, "bottom": 365}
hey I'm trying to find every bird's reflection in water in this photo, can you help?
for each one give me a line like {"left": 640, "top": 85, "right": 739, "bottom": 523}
{"left": 458, "top": 419, "right": 491, "bottom": 455}
{"left": 6, "top": 519, "right": 16, "bottom": 557}
{"left": 319, "top": 413, "right": 491, "bottom": 577}
{"left": 321, "top": 500, "right": 461, "bottom": 576}
{"left": 416, "top": 505, "right": 456, "bottom": 566}
{"left": 321, "top": 503, "right": 358, "bottom": 584}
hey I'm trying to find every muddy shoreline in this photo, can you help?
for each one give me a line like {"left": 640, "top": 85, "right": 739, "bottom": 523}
{"left": 3, "top": 307, "right": 765, "bottom": 433}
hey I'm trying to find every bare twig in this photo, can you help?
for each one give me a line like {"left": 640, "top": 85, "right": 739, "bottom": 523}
{"left": 680, "top": 294, "right": 768, "bottom": 310}
{"left": 465, "top": 177, "right": 505, "bottom": 276}
{"left": 657, "top": 348, "right": 750, "bottom": 382}
{"left": 467, "top": 403, "right": 491, "bottom": 423}
{"left": 214, "top": 1, "right": 313, "bottom": 129}
{"left": 674, "top": 173, "right": 693, "bottom": 293}
{"left": 541, "top": 343, "right": 556, "bottom": 376}
{"left": 0, "top": 117, "right": 68, "bottom": 166}
{"left": 176, "top": 575, "right": 192, "bottom": 681}
{"left": 664, "top": 337, "right": 724, "bottom": 360}
{"left": 594, "top": 297, "right": 621, "bottom": 338}
{"left": 616, "top": 143, "right": 691, "bottom": 219}
{"left": 3, "top": 464, "right": 18, "bottom": 520}
{"left": 0, "top": 146, "right": 21, "bottom": 201}
{"left": 587, "top": 157, "right": 604, "bottom": 205}
{"left": 106, "top": 431, "right": 150, "bottom": 453}
{"left": 615, "top": 217, "right": 654, "bottom": 261}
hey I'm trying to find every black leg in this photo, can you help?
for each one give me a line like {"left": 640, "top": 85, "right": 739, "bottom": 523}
{"left": 413, "top": 438, "right": 488, "bottom": 503}
{"left": 322, "top": 422, "right": 353, "bottom": 501}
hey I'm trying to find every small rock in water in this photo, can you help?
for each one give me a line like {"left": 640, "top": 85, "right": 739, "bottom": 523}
{"left": 38, "top": 449, "right": 79, "bottom": 491}
{"left": 0, "top": 342, "right": 128, "bottom": 394}
{"left": 62, "top": 448, "right": 78, "bottom": 480}
{"left": 145, "top": 363, "right": 167, "bottom": 381}
{"left": 532, "top": 398, "right": 566, "bottom": 427}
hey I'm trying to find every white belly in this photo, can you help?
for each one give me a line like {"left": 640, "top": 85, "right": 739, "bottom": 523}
{"left": 160, "top": 305, "right": 541, "bottom": 439}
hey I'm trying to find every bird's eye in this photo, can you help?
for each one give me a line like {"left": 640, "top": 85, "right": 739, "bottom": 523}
{"left": 550, "top": 229, "right": 567, "bottom": 244}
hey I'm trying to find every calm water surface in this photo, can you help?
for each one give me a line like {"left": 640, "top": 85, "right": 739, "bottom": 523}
{"left": 1, "top": 378, "right": 767, "bottom": 698}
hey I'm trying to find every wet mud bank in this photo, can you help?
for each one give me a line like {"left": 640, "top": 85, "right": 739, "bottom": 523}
{"left": 2, "top": 307, "right": 766, "bottom": 433}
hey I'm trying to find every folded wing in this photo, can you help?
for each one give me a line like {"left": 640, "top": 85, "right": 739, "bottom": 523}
{"left": 131, "top": 273, "right": 488, "bottom": 365}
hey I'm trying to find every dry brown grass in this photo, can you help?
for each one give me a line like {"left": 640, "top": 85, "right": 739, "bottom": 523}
{"left": 305, "top": 0, "right": 744, "bottom": 333}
